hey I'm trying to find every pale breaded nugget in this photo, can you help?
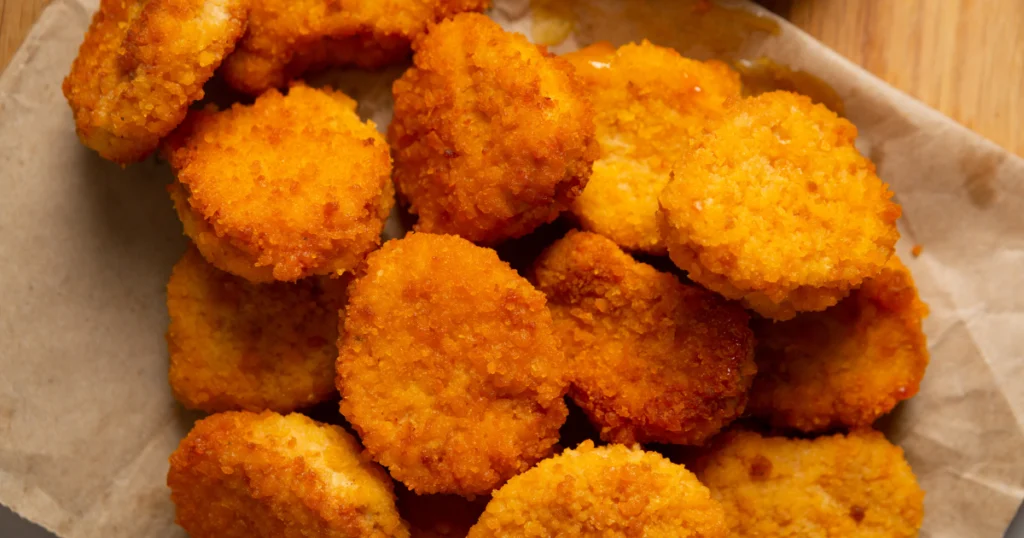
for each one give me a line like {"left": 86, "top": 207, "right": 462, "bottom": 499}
{"left": 748, "top": 256, "right": 929, "bottom": 432}
{"left": 222, "top": 0, "right": 489, "bottom": 94}
{"left": 389, "top": 14, "right": 599, "bottom": 245}
{"left": 396, "top": 489, "right": 488, "bottom": 538}
{"left": 166, "top": 246, "right": 347, "bottom": 413}
{"left": 338, "top": 233, "right": 568, "bottom": 495}
{"left": 693, "top": 429, "right": 924, "bottom": 537}
{"left": 658, "top": 91, "right": 901, "bottom": 320}
{"left": 532, "top": 231, "right": 756, "bottom": 445}
{"left": 63, "top": 0, "right": 248, "bottom": 163}
{"left": 166, "top": 83, "right": 393, "bottom": 282}
{"left": 563, "top": 41, "right": 741, "bottom": 254}
{"left": 168, "top": 411, "right": 410, "bottom": 538}
{"left": 468, "top": 440, "right": 727, "bottom": 537}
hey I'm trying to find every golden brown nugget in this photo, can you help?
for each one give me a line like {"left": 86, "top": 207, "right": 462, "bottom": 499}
{"left": 659, "top": 91, "right": 901, "bottom": 320}
{"left": 693, "top": 430, "right": 924, "bottom": 538}
{"left": 389, "top": 14, "right": 598, "bottom": 245}
{"left": 222, "top": 0, "right": 489, "bottom": 94}
{"left": 166, "top": 246, "right": 347, "bottom": 413}
{"left": 338, "top": 233, "right": 568, "bottom": 495}
{"left": 533, "top": 231, "right": 756, "bottom": 445}
{"left": 748, "top": 256, "right": 929, "bottom": 432}
{"left": 168, "top": 411, "right": 410, "bottom": 538}
{"left": 563, "top": 41, "right": 741, "bottom": 254}
{"left": 166, "top": 83, "right": 393, "bottom": 282}
{"left": 468, "top": 441, "right": 728, "bottom": 537}
{"left": 63, "top": 0, "right": 248, "bottom": 163}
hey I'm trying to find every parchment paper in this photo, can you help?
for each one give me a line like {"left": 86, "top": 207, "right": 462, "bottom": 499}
{"left": 1, "top": 1, "right": 1022, "bottom": 537}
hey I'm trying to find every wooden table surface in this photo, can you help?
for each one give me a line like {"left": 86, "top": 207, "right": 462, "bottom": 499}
{"left": 1, "top": 0, "right": 1022, "bottom": 157}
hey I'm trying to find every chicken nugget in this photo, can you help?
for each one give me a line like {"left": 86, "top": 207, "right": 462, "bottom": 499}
{"left": 396, "top": 488, "right": 488, "bottom": 538}
{"left": 222, "top": 0, "right": 489, "bottom": 94}
{"left": 337, "top": 233, "right": 568, "bottom": 495}
{"left": 389, "top": 13, "right": 599, "bottom": 245}
{"left": 532, "top": 231, "right": 756, "bottom": 445}
{"left": 563, "top": 41, "right": 741, "bottom": 254}
{"left": 168, "top": 411, "right": 410, "bottom": 538}
{"left": 468, "top": 440, "right": 728, "bottom": 537}
{"left": 658, "top": 91, "right": 901, "bottom": 320}
{"left": 166, "top": 83, "right": 393, "bottom": 282}
{"left": 166, "top": 246, "right": 347, "bottom": 413}
{"left": 748, "top": 256, "right": 929, "bottom": 432}
{"left": 63, "top": 0, "right": 248, "bottom": 164}
{"left": 693, "top": 429, "right": 924, "bottom": 537}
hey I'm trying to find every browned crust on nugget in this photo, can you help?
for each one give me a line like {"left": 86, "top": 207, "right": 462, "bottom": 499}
{"left": 747, "top": 256, "right": 930, "bottom": 432}
{"left": 165, "top": 84, "right": 393, "bottom": 282}
{"left": 63, "top": 0, "right": 248, "bottom": 163}
{"left": 468, "top": 441, "right": 728, "bottom": 537}
{"left": 564, "top": 41, "right": 742, "bottom": 254}
{"left": 693, "top": 429, "right": 924, "bottom": 537}
{"left": 533, "top": 230, "right": 756, "bottom": 445}
{"left": 168, "top": 411, "right": 410, "bottom": 538}
{"left": 338, "top": 233, "right": 568, "bottom": 495}
{"left": 658, "top": 91, "right": 901, "bottom": 320}
{"left": 167, "top": 246, "right": 347, "bottom": 413}
{"left": 222, "top": 0, "right": 490, "bottom": 94}
{"left": 389, "top": 13, "right": 598, "bottom": 244}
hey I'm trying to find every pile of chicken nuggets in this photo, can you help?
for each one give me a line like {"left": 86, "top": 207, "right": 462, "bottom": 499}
{"left": 65, "top": 1, "right": 930, "bottom": 536}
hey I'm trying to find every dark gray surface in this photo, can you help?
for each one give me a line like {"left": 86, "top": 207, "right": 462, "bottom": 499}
{"left": 2, "top": 501, "right": 1023, "bottom": 537}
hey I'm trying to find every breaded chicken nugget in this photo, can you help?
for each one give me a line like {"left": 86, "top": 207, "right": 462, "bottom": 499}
{"left": 166, "top": 83, "right": 393, "bottom": 282}
{"left": 389, "top": 14, "right": 599, "bottom": 245}
{"left": 63, "top": 0, "right": 248, "bottom": 163}
{"left": 222, "top": 0, "right": 489, "bottom": 94}
{"left": 338, "top": 233, "right": 568, "bottom": 495}
{"left": 168, "top": 411, "right": 410, "bottom": 538}
{"left": 468, "top": 440, "right": 728, "bottom": 537}
{"left": 166, "top": 246, "right": 347, "bottom": 413}
{"left": 658, "top": 91, "right": 901, "bottom": 320}
{"left": 396, "top": 488, "right": 488, "bottom": 538}
{"left": 693, "top": 429, "right": 924, "bottom": 537}
{"left": 563, "top": 41, "right": 741, "bottom": 254}
{"left": 533, "top": 231, "right": 756, "bottom": 445}
{"left": 748, "top": 256, "right": 929, "bottom": 432}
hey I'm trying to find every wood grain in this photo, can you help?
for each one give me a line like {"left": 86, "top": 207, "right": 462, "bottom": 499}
{"left": 768, "top": 0, "right": 1024, "bottom": 156}
{"left": 1, "top": 0, "right": 1021, "bottom": 156}
{"left": 0, "top": 0, "right": 50, "bottom": 71}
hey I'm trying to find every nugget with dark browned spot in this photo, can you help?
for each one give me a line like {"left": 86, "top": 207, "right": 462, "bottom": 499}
{"left": 533, "top": 230, "right": 756, "bottom": 445}
{"left": 389, "top": 14, "right": 598, "bottom": 244}
{"left": 338, "top": 233, "right": 568, "bottom": 495}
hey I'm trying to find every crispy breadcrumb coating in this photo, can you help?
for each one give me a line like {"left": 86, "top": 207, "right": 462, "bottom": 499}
{"left": 748, "top": 256, "right": 929, "bottom": 432}
{"left": 337, "top": 233, "right": 568, "bottom": 495}
{"left": 397, "top": 489, "right": 488, "bottom": 538}
{"left": 563, "top": 41, "right": 741, "bottom": 254}
{"left": 532, "top": 231, "right": 756, "bottom": 445}
{"left": 166, "top": 83, "right": 393, "bottom": 282}
{"left": 693, "top": 430, "right": 924, "bottom": 537}
{"left": 468, "top": 440, "right": 728, "bottom": 537}
{"left": 658, "top": 91, "right": 901, "bottom": 320}
{"left": 63, "top": 0, "right": 248, "bottom": 163}
{"left": 168, "top": 411, "right": 410, "bottom": 538}
{"left": 222, "top": 0, "right": 489, "bottom": 94}
{"left": 389, "top": 13, "right": 599, "bottom": 245}
{"left": 166, "top": 246, "right": 347, "bottom": 413}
